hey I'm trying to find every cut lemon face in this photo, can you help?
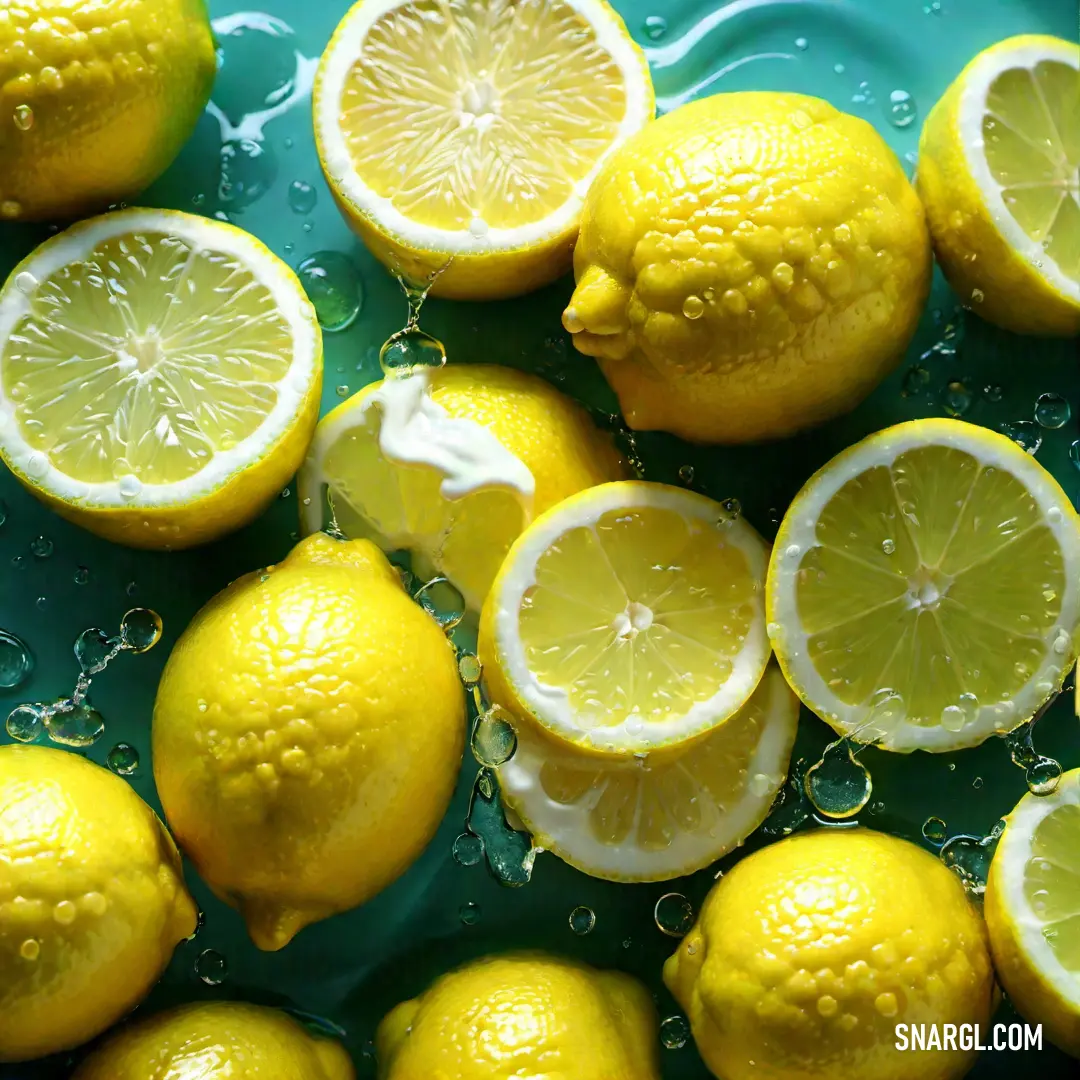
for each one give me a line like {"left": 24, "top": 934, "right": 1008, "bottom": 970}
{"left": 918, "top": 34, "right": 1080, "bottom": 336}
{"left": 986, "top": 768, "right": 1080, "bottom": 1056}
{"left": 314, "top": 0, "right": 654, "bottom": 299}
{"left": 479, "top": 481, "right": 772, "bottom": 755}
{"left": 0, "top": 210, "right": 322, "bottom": 549}
{"left": 297, "top": 364, "right": 626, "bottom": 612}
{"left": 768, "top": 419, "right": 1080, "bottom": 753}
{"left": 499, "top": 666, "right": 798, "bottom": 882}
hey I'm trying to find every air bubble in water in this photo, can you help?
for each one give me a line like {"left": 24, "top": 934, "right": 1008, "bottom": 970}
{"left": 901, "top": 365, "right": 930, "bottom": 397}
{"left": 569, "top": 906, "right": 596, "bottom": 935}
{"left": 660, "top": 1015, "right": 691, "bottom": 1050}
{"left": 5, "top": 704, "right": 44, "bottom": 743}
{"left": 941, "top": 379, "right": 972, "bottom": 417}
{"left": 452, "top": 832, "right": 484, "bottom": 866}
{"left": 644, "top": 15, "right": 667, "bottom": 40}
{"left": 380, "top": 327, "right": 446, "bottom": 377}
{"left": 29, "top": 535, "right": 53, "bottom": 559}
{"left": 887, "top": 90, "right": 917, "bottom": 129}
{"left": 120, "top": 608, "right": 163, "bottom": 653}
{"left": 196, "top": 949, "right": 228, "bottom": 985}
{"left": 107, "top": 743, "right": 140, "bottom": 775}
{"left": 218, "top": 138, "right": 277, "bottom": 209}
{"left": 45, "top": 702, "right": 105, "bottom": 748}
{"left": 1071, "top": 440, "right": 1080, "bottom": 471}
{"left": 1028, "top": 757, "right": 1062, "bottom": 796}
{"left": 805, "top": 740, "right": 872, "bottom": 818}
{"left": 654, "top": 893, "right": 694, "bottom": 937}
{"left": 458, "top": 653, "right": 483, "bottom": 687}
{"left": 794, "top": 37, "right": 809, "bottom": 50}
{"left": 0, "top": 630, "right": 34, "bottom": 690}
{"left": 922, "top": 817, "right": 948, "bottom": 845}
{"left": 881, "top": 538, "right": 896, "bottom": 555}
{"left": 1034, "top": 393, "right": 1071, "bottom": 430}
{"left": 297, "top": 252, "right": 364, "bottom": 332}
{"left": 414, "top": 577, "right": 466, "bottom": 631}
{"left": 998, "top": 421, "right": 1041, "bottom": 455}
{"left": 983, "top": 384, "right": 1003, "bottom": 403}
{"left": 472, "top": 706, "right": 517, "bottom": 767}
{"left": 678, "top": 464, "right": 695, "bottom": 485}
{"left": 74, "top": 566, "right": 90, "bottom": 585}
{"left": 459, "top": 901, "right": 481, "bottom": 926}
{"left": 287, "top": 180, "right": 317, "bottom": 214}
{"left": 13, "top": 104, "right": 33, "bottom": 131}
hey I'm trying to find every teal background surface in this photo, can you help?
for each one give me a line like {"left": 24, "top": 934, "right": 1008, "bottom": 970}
{"left": 1, "top": 0, "right": 1078, "bottom": 1076}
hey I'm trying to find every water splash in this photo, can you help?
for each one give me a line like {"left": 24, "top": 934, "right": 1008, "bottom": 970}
{"left": 939, "top": 820, "right": 1005, "bottom": 897}
{"left": 379, "top": 271, "right": 451, "bottom": 378}
{"left": 1001, "top": 701, "right": 1063, "bottom": 796}
{"left": 5, "top": 609, "right": 163, "bottom": 746}
{"left": 760, "top": 758, "right": 811, "bottom": 836}
{"left": 805, "top": 739, "right": 872, "bottom": 819}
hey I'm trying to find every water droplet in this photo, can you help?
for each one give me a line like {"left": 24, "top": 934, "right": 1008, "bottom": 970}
{"left": 1071, "top": 440, "right": 1080, "bottom": 471}
{"left": 117, "top": 474, "right": 142, "bottom": 498}
{"left": 805, "top": 740, "right": 872, "bottom": 818}
{"left": 0, "top": 630, "right": 34, "bottom": 690}
{"left": 120, "top": 608, "right": 163, "bottom": 653}
{"left": 452, "top": 832, "right": 484, "bottom": 866}
{"left": 901, "top": 365, "right": 930, "bottom": 397}
{"left": 45, "top": 702, "right": 105, "bottom": 748}
{"left": 785, "top": 544, "right": 801, "bottom": 559}
{"left": 74, "top": 628, "right": 118, "bottom": 674}
{"left": 380, "top": 327, "right": 446, "bottom": 377}
{"left": 73, "top": 566, "right": 90, "bottom": 585}
{"left": 983, "top": 384, "right": 1003, "bottom": 403}
{"left": 922, "top": 816, "right": 948, "bottom": 845}
{"left": 5, "top": 704, "right": 44, "bottom": 743}
{"left": 29, "top": 535, "right": 53, "bottom": 559}
{"left": 834, "top": 62, "right": 846, "bottom": 74}
{"left": 569, "top": 905, "right": 596, "bottom": 935}
{"left": 998, "top": 421, "right": 1041, "bottom": 455}
{"left": 972, "top": 776, "right": 984, "bottom": 789}
{"left": 0, "top": 499, "right": 6, "bottom": 527}
{"left": 1028, "top": 757, "right": 1062, "bottom": 796}
{"left": 297, "top": 252, "right": 363, "bottom": 332}
{"left": 107, "top": 743, "right": 140, "bottom": 775}
{"left": 13, "top": 104, "right": 34, "bottom": 131}
{"left": 881, "top": 538, "right": 896, "bottom": 555}
{"left": 682, "top": 295, "right": 705, "bottom": 320}
{"left": 654, "top": 893, "right": 694, "bottom": 937}
{"left": 35, "top": 597, "right": 47, "bottom": 611}
{"left": 970, "top": 288, "right": 985, "bottom": 303}
{"left": 718, "top": 497, "right": 742, "bottom": 527}
{"left": 1035, "top": 393, "right": 1071, "bottom": 430}
{"left": 287, "top": 179, "right": 317, "bottom": 214}
{"left": 467, "top": 768, "right": 535, "bottom": 886}
{"left": 218, "top": 137, "right": 277, "bottom": 209}
{"left": 414, "top": 576, "right": 466, "bottom": 631}
{"left": 459, "top": 901, "right": 481, "bottom": 926}
{"left": 678, "top": 464, "right": 695, "bottom": 485}
{"left": 941, "top": 379, "right": 972, "bottom": 417}
{"left": 644, "top": 15, "right": 667, "bottom": 40}
{"left": 457, "top": 653, "right": 483, "bottom": 687}
{"left": 887, "top": 89, "right": 917, "bottom": 129}
{"left": 660, "top": 1015, "right": 690, "bottom": 1050}
{"left": 125, "top": 581, "right": 138, "bottom": 597}
{"left": 472, "top": 706, "right": 517, "bottom": 767}
{"left": 794, "top": 37, "right": 809, "bottom": 50}
{"left": 11, "top": 556, "right": 25, "bottom": 571}
{"left": 923, "top": 0, "right": 942, "bottom": 12}
{"left": 195, "top": 949, "right": 228, "bottom": 985}
{"left": 335, "top": 384, "right": 350, "bottom": 398}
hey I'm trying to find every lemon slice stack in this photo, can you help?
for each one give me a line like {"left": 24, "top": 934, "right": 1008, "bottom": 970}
{"left": 480, "top": 481, "right": 799, "bottom": 881}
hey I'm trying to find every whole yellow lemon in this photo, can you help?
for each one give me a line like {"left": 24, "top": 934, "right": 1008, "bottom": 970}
{"left": 0, "top": 745, "right": 197, "bottom": 1063}
{"left": 72, "top": 1001, "right": 355, "bottom": 1080}
{"left": 0, "top": 0, "right": 216, "bottom": 222}
{"left": 664, "top": 828, "right": 993, "bottom": 1080}
{"left": 152, "top": 533, "right": 465, "bottom": 951}
{"left": 565, "top": 92, "right": 932, "bottom": 444}
{"left": 377, "top": 952, "right": 659, "bottom": 1080}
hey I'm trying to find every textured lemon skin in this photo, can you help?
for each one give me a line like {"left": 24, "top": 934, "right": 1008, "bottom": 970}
{"left": 664, "top": 829, "right": 993, "bottom": 1080}
{"left": 377, "top": 953, "right": 660, "bottom": 1080}
{"left": 0, "top": 745, "right": 197, "bottom": 1063}
{"left": 567, "top": 92, "right": 931, "bottom": 444}
{"left": 917, "top": 35, "right": 1080, "bottom": 337}
{"left": 152, "top": 534, "right": 465, "bottom": 951}
{"left": 0, "top": 0, "right": 216, "bottom": 222}
{"left": 0, "top": 211, "right": 324, "bottom": 550}
{"left": 314, "top": 0, "right": 653, "bottom": 301}
{"left": 985, "top": 802, "right": 1080, "bottom": 1058}
{"left": 72, "top": 1002, "right": 356, "bottom": 1080}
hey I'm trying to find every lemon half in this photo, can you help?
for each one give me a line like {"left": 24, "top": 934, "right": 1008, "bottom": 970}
{"left": 314, "top": 0, "right": 654, "bottom": 299}
{"left": 480, "top": 481, "right": 771, "bottom": 755}
{"left": 0, "top": 210, "right": 322, "bottom": 548}
{"left": 986, "top": 769, "right": 1080, "bottom": 1057}
{"left": 918, "top": 34, "right": 1080, "bottom": 335}
{"left": 499, "top": 666, "right": 799, "bottom": 882}
{"left": 768, "top": 419, "right": 1080, "bottom": 753}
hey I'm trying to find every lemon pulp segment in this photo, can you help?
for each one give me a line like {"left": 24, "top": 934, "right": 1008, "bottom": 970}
{"left": 982, "top": 58, "right": 1079, "bottom": 284}
{"left": 499, "top": 667, "right": 799, "bottom": 881}
{"left": 1023, "top": 801, "right": 1080, "bottom": 970}
{"left": 769, "top": 420, "right": 1080, "bottom": 752}
{"left": 338, "top": 0, "right": 628, "bottom": 231}
{"left": 484, "top": 482, "right": 770, "bottom": 753}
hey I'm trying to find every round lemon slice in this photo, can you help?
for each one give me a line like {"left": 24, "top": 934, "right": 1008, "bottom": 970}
{"left": 0, "top": 209, "right": 322, "bottom": 549}
{"left": 917, "top": 34, "right": 1080, "bottom": 336}
{"left": 479, "top": 481, "right": 772, "bottom": 755}
{"left": 768, "top": 419, "right": 1080, "bottom": 753}
{"left": 498, "top": 666, "right": 798, "bottom": 882}
{"left": 313, "top": 0, "right": 654, "bottom": 300}
{"left": 297, "top": 364, "right": 626, "bottom": 612}
{"left": 986, "top": 767, "right": 1080, "bottom": 1056}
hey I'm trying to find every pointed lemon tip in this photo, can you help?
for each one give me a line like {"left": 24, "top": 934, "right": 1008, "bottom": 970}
{"left": 285, "top": 532, "right": 399, "bottom": 588}
{"left": 242, "top": 902, "right": 309, "bottom": 952}
{"left": 563, "top": 307, "right": 585, "bottom": 333}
